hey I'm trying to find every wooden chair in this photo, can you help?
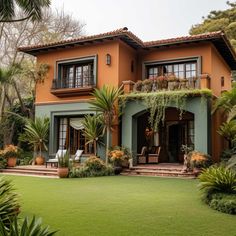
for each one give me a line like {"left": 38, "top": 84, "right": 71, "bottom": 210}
{"left": 137, "top": 146, "right": 147, "bottom": 164}
{"left": 148, "top": 146, "right": 161, "bottom": 163}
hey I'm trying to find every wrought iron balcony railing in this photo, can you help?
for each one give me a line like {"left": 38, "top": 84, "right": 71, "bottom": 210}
{"left": 51, "top": 77, "right": 96, "bottom": 97}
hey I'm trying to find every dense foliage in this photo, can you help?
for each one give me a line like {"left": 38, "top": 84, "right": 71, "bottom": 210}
{"left": 58, "top": 151, "right": 70, "bottom": 168}
{"left": 0, "top": 97, "right": 33, "bottom": 148}
{"left": 69, "top": 156, "right": 114, "bottom": 178}
{"left": 0, "top": 177, "right": 19, "bottom": 227}
{"left": 0, "top": 216, "right": 57, "bottom": 236}
{"left": 198, "top": 165, "right": 236, "bottom": 214}
{"left": 89, "top": 86, "right": 122, "bottom": 165}
{"left": 190, "top": 1, "right": 236, "bottom": 49}
{"left": 82, "top": 115, "right": 104, "bottom": 156}
{"left": 0, "top": 0, "right": 51, "bottom": 23}
{"left": 209, "top": 193, "right": 236, "bottom": 215}
{"left": 121, "top": 89, "right": 212, "bottom": 131}
{"left": 21, "top": 117, "right": 50, "bottom": 157}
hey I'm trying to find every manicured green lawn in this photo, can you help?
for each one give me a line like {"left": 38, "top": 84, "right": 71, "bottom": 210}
{"left": 3, "top": 175, "right": 236, "bottom": 236}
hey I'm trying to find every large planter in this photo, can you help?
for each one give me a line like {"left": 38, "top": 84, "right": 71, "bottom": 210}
{"left": 7, "top": 157, "right": 17, "bottom": 167}
{"left": 58, "top": 167, "right": 69, "bottom": 178}
{"left": 35, "top": 156, "right": 45, "bottom": 165}
{"left": 114, "top": 166, "right": 122, "bottom": 175}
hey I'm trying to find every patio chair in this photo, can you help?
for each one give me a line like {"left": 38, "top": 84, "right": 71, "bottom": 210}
{"left": 70, "top": 149, "right": 83, "bottom": 162}
{"left": 137, "top": 146, "right": 147, "bottom": 164}
{"left": 148, "top": 146, "right": 161, "bottom": 163}
{"left": 45, "top": 149, "right": 67, "bottom": 168}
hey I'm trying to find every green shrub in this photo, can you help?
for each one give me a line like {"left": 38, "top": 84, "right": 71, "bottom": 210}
{"left": 0, "top": 216, "right": 57, "bottom": 236}
{"left": 209, "top": 193, "right": 236, "bottom": 215}
{"left": 220, "top": 148, "right": 236, "bottom": 160}
{"left": 69, "top": 165, "right": 114, "bottom": 178}
{"left": 226, "top": 154, "right": 236, "bottom": 171}
{"left": 0, "top": 154, "right": 7, "bottom": 169}
{"left": 198, "top": 166, "right": 236, "bottom": 196}
{"left": 0, "top": 177, "right": 20, "bottom": 227}
{"left": 18, "top": 151, "right": 33, "bottom": 165}
{"left": 84, "top": 156, "right": 106, "bottom": 171}
{"left": 189, "top": 151, "right": 212, "bottom": 169}
{"left": 58, "top": 151, "right": 70, "bottom": 168}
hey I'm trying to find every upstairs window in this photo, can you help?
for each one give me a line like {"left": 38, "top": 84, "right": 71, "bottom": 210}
{"left": 61, "top": 62, "right": 94, "bottom": 88}
{"left": 146, "top": 61, "right": 197, "bottom": 79}
{"left": 54, "top": 56, "right": 97, "bottom": 91}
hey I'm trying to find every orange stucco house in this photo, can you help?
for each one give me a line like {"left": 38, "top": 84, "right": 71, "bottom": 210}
{"left": 19, "top": 27, "right": 236, "bottom": 164}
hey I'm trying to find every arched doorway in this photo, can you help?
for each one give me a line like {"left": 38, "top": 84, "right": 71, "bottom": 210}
{"left": 137, "top": 108, "right": 194, "bottom": 163}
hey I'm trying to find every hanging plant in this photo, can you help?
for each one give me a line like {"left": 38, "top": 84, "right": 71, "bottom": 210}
{"left": 120, "top": 89, "right": 212, "bottom": 132}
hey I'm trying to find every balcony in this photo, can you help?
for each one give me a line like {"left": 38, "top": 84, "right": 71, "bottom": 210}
{"left": 122, "top": 74, "right": 211, "bottom": 94}
{"left": 51, "top": 78, "right": 95, "bottom": 97}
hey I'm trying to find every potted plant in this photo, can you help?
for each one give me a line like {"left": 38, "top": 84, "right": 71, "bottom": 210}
{"left": 58, "top": 151, "right": 70, "bottom": 178}
{"left": 133, "top": 80, "right": 143, "bottom": 92}
{"left": 109, "top": 146, "right": 131, "bottom": 174}
{"left": 157, "top": 75, "right": 168, "bottom": 90}
{"left": 167, "top": 74, "right": 179, "bottom": 90}
{"left": 23, "top": 117, "right": 49, "bottom": 165}
{"left": 2, "top": 145, "right": 19, "bottom": 167}
{"left": 181, "top": 144, "right": 193, "bottom": 173}
{"left": 142, "top": 79, "right": 153, "bottom": 92}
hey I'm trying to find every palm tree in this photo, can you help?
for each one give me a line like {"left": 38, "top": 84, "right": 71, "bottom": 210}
{"left": 23, "top": 117, "right": 49, "bottom": 158}
{"left": 212, "top": 87, "right": 236, "bottom": 114}
{"left": 218, "top": 120, "right": 236, "bottom": 148}
{"left": 82, "top": 115, "right": 104, "bottom": 156}
{"left": 89, "top": 85, "right": 122, "bottom": 165}
{"left": 0, "top": 0, "right": 51, "bottom": 23}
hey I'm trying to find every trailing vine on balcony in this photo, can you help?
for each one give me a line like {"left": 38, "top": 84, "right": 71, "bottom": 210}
{"left": 119, "top": 89, "right": 212, "bottom": 132}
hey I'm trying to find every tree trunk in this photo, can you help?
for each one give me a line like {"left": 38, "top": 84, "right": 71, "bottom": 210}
{"left": 12, "top": 81, "right": 28, "bottom": 115}
{"left": 106, "top": 128, "right": 110, "bottom": 165}
{"left": 94, "top": 140, "right": 97, "bottom": 157}
{"left": 0, "top": 85, "right": 6, "bottom": 122}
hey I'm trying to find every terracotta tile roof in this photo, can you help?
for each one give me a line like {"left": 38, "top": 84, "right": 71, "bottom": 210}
{"left": 18, "top": 28, "right": 236, "bottom": 69}
{"left": 144, "top": 31, "right": 223, "bottom": 47}
{"left": 18, "top": 27, "right": 144, "bottom": 52}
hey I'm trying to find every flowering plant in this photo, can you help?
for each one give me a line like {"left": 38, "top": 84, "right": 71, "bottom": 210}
{"left": 108, "top": 146, "right": 131, "bottom": 166}
{"left": 189, "top": 151, "right": 211, "bottom": 168}
{"left": 1, "top": 145, "right": 19, "bottom": 159}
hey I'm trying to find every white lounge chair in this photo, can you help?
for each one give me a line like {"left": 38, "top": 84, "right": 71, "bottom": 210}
{"left": 71, "top": 149, "right": 83, "bottom": 162}
{"left": 45, "top": 149, "right": 67, "bottom": 168}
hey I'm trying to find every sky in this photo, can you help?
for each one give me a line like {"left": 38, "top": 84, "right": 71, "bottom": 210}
{"left": 51, "top": 0, "right": 229, "bottom": 41}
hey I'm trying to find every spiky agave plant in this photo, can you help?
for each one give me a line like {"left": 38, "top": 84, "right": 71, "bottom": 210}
{"left": 0, "top": 216, "right": 57, "bottom": 236}
{"left": 23, "top": 117, "right": 50, "bottom": 158}
{"left": 0, "top": 177, "right": 20, "bottom": 226}
{"left": 198, "top": 166, "right": 236, "bottom": 197}
{"left": 82, "top": 114, "right": 104, "bottom": 156}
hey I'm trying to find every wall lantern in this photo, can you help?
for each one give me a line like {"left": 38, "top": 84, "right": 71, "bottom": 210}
{"left": 106, "top": 53, "right": 111, "bottom": 65}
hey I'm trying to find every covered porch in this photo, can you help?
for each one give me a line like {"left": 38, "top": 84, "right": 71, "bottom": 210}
{"left": 121, "top": 96, "right": 211, "bottom": 165}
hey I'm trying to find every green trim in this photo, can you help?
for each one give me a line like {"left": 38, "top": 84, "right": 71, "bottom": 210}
{"left": 142, "top": 56, "right": 202, "bottom": 82}
{"left": 55, "top": 55, "right": 98, "bottom": 86}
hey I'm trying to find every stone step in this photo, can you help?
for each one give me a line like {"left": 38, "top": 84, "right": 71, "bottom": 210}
{"left": 130, "top": 167, "right": 183, "bottom": 172}
{"left": 122, "top": 169, "right": 197, "bottom": 178}
{"left": 0, "top": 168, "right": 58, "bottom": 177}
{"left": 10, "top": 167, "right": 57, "bottom": 173}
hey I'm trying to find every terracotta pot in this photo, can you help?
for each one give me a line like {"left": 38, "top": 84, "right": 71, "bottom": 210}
{"left": 58, "top": 167, "right": 69, "bottom": 178}
{"left": 35, "top": 156, "right": 45, "bottom": 165}
{"left": 7, "top": 157, "right": 17, "bottom": 167}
